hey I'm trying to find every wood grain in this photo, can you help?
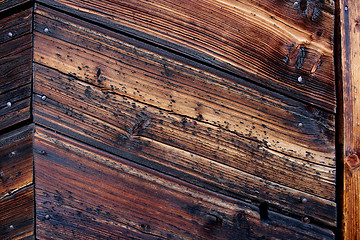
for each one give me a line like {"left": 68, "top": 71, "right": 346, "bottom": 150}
{"left": 33, "top": 63, "right": 336, "bottom": 226}
{"left": 0, "top": 9, "right": 32, "bottom": 44}
{"left": 0, "top": 0, "right": 29, "bottom": 12}
{"left": 37, "top": 0, "right": 335, "bottom": 112}
{"left": 340, "top": 0, "right": 360, "bottom": 238}
{"left": 34, "top": 6, "right": 336, "bottom": 168}
{"left": 0, "top": 125, "right": 34, "bottom": 240}
{"left": 34, "top": 126, "right": 334, "bottom": 239}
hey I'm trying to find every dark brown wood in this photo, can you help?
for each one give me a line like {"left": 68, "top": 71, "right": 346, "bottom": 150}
{"left": 34, "top": 126, "right": 334, "bottom": 239}
{"left": 0, "top": 0, "right": 29, "bottom": 12}
{"left": 0, "top": 186, "right": 34, "bottom": 240}
{"left": 0, "top": 9, "right": 32, "bottom": 44}
{"left": 0, "top": 125, "right": 34, "bottom": 240}
{"left": 340, "top": 0, "right": 360, "bottom": 238}
{"left": 37, "top": 0, "right": 336, "bottom": 112}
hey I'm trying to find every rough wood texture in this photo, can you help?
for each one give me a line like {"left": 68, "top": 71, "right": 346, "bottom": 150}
{"left": 34, "top": 126, "right": 334, "bottom": 239}
{"left": 0, "top": 0, "right": 29, "bottom": 12}
{"left": 340, "top": 0, "right": 360, "bottom": 238}
{"left": 0, "top": 8, "right": 32, "bottom": 131}
{"left": 0, "top": 125, "right": 34, "bottom": 240}
{"left": 33, "top": 5, "right": 336, "bottom": 227}
{"left": 38, "top": 0, "right": 336, "bottom": 112}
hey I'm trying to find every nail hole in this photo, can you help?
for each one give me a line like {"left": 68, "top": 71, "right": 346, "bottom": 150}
{"left": 300, "top": 0, "right": 307, "bottom": 11}
{"left": 259, "top": 202, "right": 269, "bottom": 221}
{"left": 316, "top": 31, "right": 322, "bottom": 37}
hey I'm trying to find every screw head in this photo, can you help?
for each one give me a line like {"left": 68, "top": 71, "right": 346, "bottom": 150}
{"left": 44, "top": 28, "right": 49, "bottom": 33}
{"left": 41, "top": 95, "right": 47, "bottom": 101}
{"left": 6, "top": 102, "right": 12, "bottom": 107}
{"left": 8, "top": 32, "right": 13, "bottom": 37}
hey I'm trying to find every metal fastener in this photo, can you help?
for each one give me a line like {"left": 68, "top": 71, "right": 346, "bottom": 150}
{"left": 293, "top": 1, "right": 299, "bottom": 7}
{"left": 301, "top": 216, "right": 310, "bottom": 224}
{"left": 44, "top": 28, "right": 49, "bottom": 33}
{"left": 300, "top": 197, "right": 308, "bottom": 203}
{"left": 8, "top": 32, "right": 13, "bottom": 37}
{"left": 298, "top": 122, "right": 303, "bottom": 127}
{"left": 9, "top": 225, "right": 14, "bottom": 230}
{"left": 298, "top": 76, "right": 303, "bottom": 83}
{"left": 41, "top": 95, "right": 47, "bottom": 101}
{"left": 0, "top": 171, "right": 4, "bottom": 179}
{"left": 40, "top": 150, "right": 47, "bottom": 155}
{"left": 6, "top": 102, "right": 12, "bottom": 107}
{"left": 44, "top": 214, "right": 51, "bottom": 220}
{"left": 345, "top": 6, "right": 348, "bottom": 11}
{"left": 9, "top": 151, "right": 16, "bottom": 157}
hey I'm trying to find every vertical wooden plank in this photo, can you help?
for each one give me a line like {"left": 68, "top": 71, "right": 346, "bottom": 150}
{"left": 340, "top": 0, "right": 360, "bottom": 238}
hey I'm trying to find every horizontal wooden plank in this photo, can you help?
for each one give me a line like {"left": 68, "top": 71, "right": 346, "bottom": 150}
{"left": 33, "top": 9, "right": 336, "bottom": 168}
{"left": 0, "top": 34, "right": 32, "bottom": 59}
{"left": 34, "top": 126, "right": 334, "bottom": 239}
{"left": 0, "top": 47, "right": 32, "bottom": 94}
{"left": 0, "top": 185, "right": 34, "bottom": 240}
{"left": 0, "top": 124, "right": 34, "bottom": 200}
{"left": 0, "top": 0, "right": 29, "bottom": 12}
{"left": 33, "top": 64, "right": 336, "bottom": 226}
{"left": 36, "top": 0, "right": 335, "bottom": 111}
{"left": 0, "top": 8, "right": 32, "bottom": 45}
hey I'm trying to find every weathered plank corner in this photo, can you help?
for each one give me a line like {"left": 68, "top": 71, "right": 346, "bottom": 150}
{"left": 0, "top": 0, "right": 356, "bottom": 238}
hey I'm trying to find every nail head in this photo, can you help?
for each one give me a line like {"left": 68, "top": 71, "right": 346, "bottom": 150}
{"left": 345, "top": 6, "right": 348, "bottom": 11}
{"left": 8, "top": 32, "right": 13, "bottom": 37}
{"left": 44, "top": 214, "right": 51, "bottom": 220}
{"left": 298, "top": 76, "right": 303, "bottom": 83}
{"left": 9, "top": 225, "right": 14, "bottom": 230}
{"left": 41, "top": 95, "right": 47, "bottom": 101}
{"left": 301, "top": 216, "right": 310, "bottom": 224}
{"left": 40, "top": 150, "right": 47, "bottom": 155}
{"left": 44, "top": 28, "right": 49, "bottom": 33}
{"left": 293, "top": 1, "right": 299, "bottom": 7}
{"left": 298, "top": 122, "right": 303, "bottom": 127}
{"left": 6, "top": 102, "right": 12, "bottom": 107}
{"left": 300, "top": 197, "right": 308, "bottom": 203}
{"left": 9, "top": 151, "right": 16, "bottom": 157}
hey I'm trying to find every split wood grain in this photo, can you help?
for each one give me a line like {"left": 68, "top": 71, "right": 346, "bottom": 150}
{"left": 34, "top": 126, "right": 334, "bottom": 239}
{"left": 340, "top": 0, "right": 360, "bottom": 238}
{"left": 33, "top": 63, "right": 336, "bottom": 227}
{"left": 33, "top": 7, "right": 336, "bottom": 169}
{"left": 37, "top": 0, "right": 335, "bottom": 112}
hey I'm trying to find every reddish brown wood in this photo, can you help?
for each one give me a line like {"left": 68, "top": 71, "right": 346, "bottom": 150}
{"left": 34, "top": 126, "right": 334, "bottom": 239}
{"left": 37, "top": 0, "right": 336, "bottom": 112}
{"left": 340, "top": 0, "right": 360, "bottom": 238}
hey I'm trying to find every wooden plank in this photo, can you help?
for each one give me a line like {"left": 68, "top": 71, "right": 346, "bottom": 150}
{"left": 37, "top": 0, "right": 335, "bottom": 112}
{"left": 33, "top": 64, "right": 336, "bottom": 227}
{"left": 0, "top": 34, "right": 32, "bottom": 59}
{"left": 33, "top": 7, "right": 336, "bottom": 169}
{"left": 0, "top": 0, "right": 29, "bottom": 13}
{"left": 340, "top": 0, "right": 360, "bottom": 238}
{"left": 34, "top": 126, "right": 334, "bottom": 239}
{"left": 0, "top": 124, "right": 34, "bottom": 199}
{"left": 0, "top": 186, "right": 34, "bottom": 240}
{"left": 0, "top": 8, "right": 32, "bottom": 44}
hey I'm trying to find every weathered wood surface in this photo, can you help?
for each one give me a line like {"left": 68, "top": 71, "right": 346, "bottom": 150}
{"left": 0, "top": 0, "right": 29, "bottom": 12}
{"left": 0, "top": 8, "right": 32, "bottom": 131}
{"left": 33, "top": 5, "right": 336, "bottom": 227}
{"left": 38, "top": 0, "right": 336, "bottom": 112}
{"left": 340, "top": 0, "right": 360, "bottom": 238}
{"left": 0, "top": 125, "right": 34, "bottom": 240}
{"left": 34, "top": 126, "right": 334, "bottom": 239}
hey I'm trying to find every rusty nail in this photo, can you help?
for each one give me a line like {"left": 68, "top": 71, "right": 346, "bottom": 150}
{"left": 9, "top": 151, "right": 16, "bottom": 157}
{"left": 41, "top": 95, "right": 47, "bottom": 101}
{"left": 44, "top": 214, "right": 51, "bottom": 220}
{"left": 8, "top": 32, "right": 13, "bottom": 37}
{"left": 44, "top": 28, "right": 49, "bottom": 33}
{"left": 9, "top": 225, "right": 14, "bottom": 230}
{"left": 300, "top": 197, "right": 308, "bottom": 203}
{"left": 301, "top": 216, "right": 310, "bottom": 224}
{"left": 297, "top": 76, "right": 303, "bottom": 83}
{"left": 345, "top": 6, "right": 348, "bottom": 11}
{"left": 40, "top": 150, "right": 47, "bottom": 155}
{"left": 298, "top": 122, "right": 303, "bottom": 127}
{"left": 6, "top": 102, "right": 12, "bottom": 107}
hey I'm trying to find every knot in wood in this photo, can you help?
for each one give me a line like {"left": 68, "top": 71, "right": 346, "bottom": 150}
{"left": 346, "top": 153, "right": 360, "bottom": 168}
